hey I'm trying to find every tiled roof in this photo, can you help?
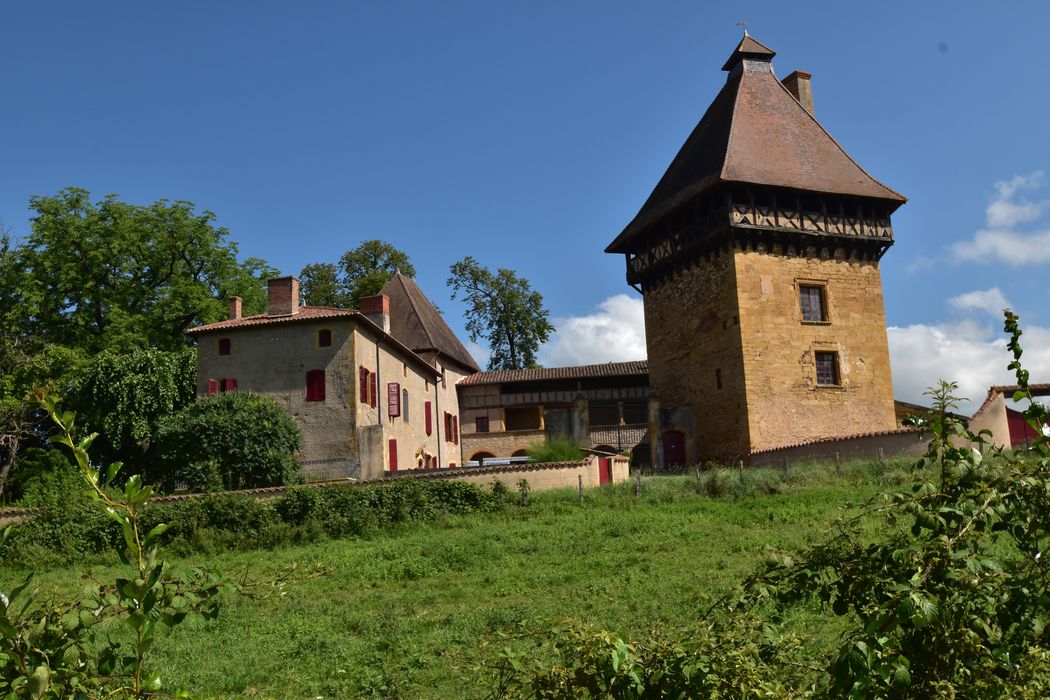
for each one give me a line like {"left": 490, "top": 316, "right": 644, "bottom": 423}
{"left": 607, "top": 34, "right": 905, "bottom": 254}
{"left": 381, "top": 273, "right": 480, "bottom": 373}
{"left": 460, "top": 360, "right": 648, "bottom": 386}
{"left": 972, "top": 383, "right": 1050, "bottom": 418}
{"left": 185, "top": 306, "right": 357, "bottom": 334}
{"left": 749, "top": 427, "right": 921, "bottom": 456}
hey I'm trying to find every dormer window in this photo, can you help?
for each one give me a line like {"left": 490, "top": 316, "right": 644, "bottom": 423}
{"left": 318, "top": 329, "right": 332, "bottom": 347}
{"left": 218, "top": 338, "right": 231, "bottom": 356}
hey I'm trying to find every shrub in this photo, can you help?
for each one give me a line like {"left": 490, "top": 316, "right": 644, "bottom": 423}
{"left": 7, "top": 447, "right": 83, "bottom": 506}
{"left": 153, "top": 391, "right": 301, "bottom": 491}
{"left": 526, "top": 435, "right": 585, "bottom": 463}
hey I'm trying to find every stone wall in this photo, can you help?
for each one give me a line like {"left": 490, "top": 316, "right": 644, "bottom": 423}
{"left": 198, "top": 319, "right": 360, "bottom": 463}
{"left": 461, "top": 428, "right": 545, "bottom": 461}
{"left": 643, "top": 250, "right": 749, "bottom": 462}
{"left": 967, "top": 392, "right": 1012, "bottom": 450}
{"left": 749, "top": 429, "right": 930, "bottom": 467}
{"left": 734, "top": 248, "right": 897, "bottom": 452}
{"left": 387, "top": 454, "right": 630, "bottom": 492}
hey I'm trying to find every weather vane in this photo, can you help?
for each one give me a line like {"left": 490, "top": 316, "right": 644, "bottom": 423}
{"left": 736, "top": 20, "right": 749, "bottom": 36}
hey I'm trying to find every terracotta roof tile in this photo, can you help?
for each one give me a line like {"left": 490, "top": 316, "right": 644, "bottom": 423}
{"left": 607, "top": 34, "right": 905, "bottom": 254}
{"left": 381, "top": 273, "right": 480, "bottom": 373}
{"left": 185, "top": 306, "right": 357, "bottom": 334}
{"left": 460, "top": 360, "right": 648, "bottom": 386}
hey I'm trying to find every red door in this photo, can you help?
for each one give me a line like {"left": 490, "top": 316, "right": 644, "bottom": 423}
{"left": 598, "top": 457, "right": 612, "bottom": 485}
{"left": 662, "top": 430, "right": 686, "bottom": 468}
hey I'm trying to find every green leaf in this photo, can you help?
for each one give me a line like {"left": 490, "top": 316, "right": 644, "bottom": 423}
{"left": 27, "top": 664, "right": 49, "bottom": 699}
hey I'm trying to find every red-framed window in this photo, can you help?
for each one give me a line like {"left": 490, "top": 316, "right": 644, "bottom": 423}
{"left": 218, "top": 338, "right": 231, "bottom": 356}
{"left": 425, "top": 401, "right": 432, "bottom": 435}
{"left": 318, "top": 329, "right": 332, "bottom": 347}
{"left": 359, "top": 366, "right": 369, "bottom": 404}
{"left": 388, "top": 439, "right": 398, "bottom": 472}
{"left": 221, "top": 377, "right": 237, "bottom": 393}
{"left": 207, "top": 378, "right": 219, "bottom": 396}
{"left": 306, "top": 369, "right": 326, "bottom": 401}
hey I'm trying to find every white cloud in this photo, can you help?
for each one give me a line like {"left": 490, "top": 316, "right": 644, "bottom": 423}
{"left": 947, "top": 287, "right": 1011, "bottom": 317}
{"left": 951, "top": 172, "right": 1050, "bottom": 265}
{"left": 888, "top": 319, "right": 1050, "bottom": 411}
{"left": 538, "top": 294, "right": 647, "bottom": 367}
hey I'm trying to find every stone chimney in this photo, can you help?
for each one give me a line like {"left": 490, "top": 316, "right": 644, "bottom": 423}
{"left": 229, "top": 296, "right": 242, "bottom": 320}
{"left": 781, "top": 71, "right": 814, "bottom": 116}
{"left": 359, "top": 293, "right": 390, "bottom": 333}
{"left": 267, "top": 276, "right": 299, "bottom": 317}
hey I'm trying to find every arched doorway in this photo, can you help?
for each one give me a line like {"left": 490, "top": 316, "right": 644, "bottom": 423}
{"left": 662, "top": 430, "right": 686, "bottom": 468}
{"left": 511, "top": 449, "right": 529, "bottom": 457}
{"left": 470, "top": 451, "right": 495, "bottom": 465}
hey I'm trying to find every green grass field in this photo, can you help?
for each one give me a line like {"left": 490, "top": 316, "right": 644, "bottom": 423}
{"left": 2, "top": 460, "right": 915, "bottom": 698}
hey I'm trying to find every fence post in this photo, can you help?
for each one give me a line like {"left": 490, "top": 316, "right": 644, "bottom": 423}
{"left": 578, "top": 474, "right": 584, "bottom": 505}
{"left": 634, "top": 471, "right": 642, "bottom": 496}
{"left": 738, "top": 460, "right": 744, "bottom": 481}
{"left": 695, "top": 467, "right": 702, "bottom": 493}
{"left": 878, "top": 447, "right": 885, "bottom": 465}
{"left": 835, "top": 451, "right": 841, "bottom": 477}
{"left": 782, "top": 456, "right": 789, "bottom": 478}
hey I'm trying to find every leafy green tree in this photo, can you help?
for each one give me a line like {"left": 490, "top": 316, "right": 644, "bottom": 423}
{"left": 298, "top": 262, "right": 347, "bottom": 307}
{"left": 339, "top": 239, "right": 415, "bottom": 308}
{"left": 75, "top": 348, "right": 197, "bottom": 473}
{"left": 298, "top": 240, "right": 416, "bottom": 309}
{"left": 0, "top": 343, "right": 86, "bottom": 502}
{"left": 14, "top": 187, "right": 277, "bottom": 352}
{"left": 154, "top": 392, "right": 301, "bottom": 492}
{"left": 448, "top": 256, "right": 553, "bottom": 370}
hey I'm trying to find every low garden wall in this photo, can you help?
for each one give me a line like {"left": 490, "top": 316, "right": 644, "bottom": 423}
{"left": 749, "top": 428, "right": 932, "bottom": 467}
{"left": 386, "top": 454, "right": 630, "bottom": 492}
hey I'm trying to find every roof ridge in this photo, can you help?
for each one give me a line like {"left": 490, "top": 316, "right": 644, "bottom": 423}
{"left": 395, "top": 273, "right": 439, "bottom": 349}
{"left": 766, "top": 72, "right": 907, "bottom": 202}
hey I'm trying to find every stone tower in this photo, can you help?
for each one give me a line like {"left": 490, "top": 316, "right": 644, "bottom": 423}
{"left": 606, "top": 35, "right": 905, "bottom": 465}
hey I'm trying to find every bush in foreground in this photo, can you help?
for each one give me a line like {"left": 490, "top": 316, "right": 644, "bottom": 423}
{"left": 152, "top": 391, "right": 301, "bottom": 492}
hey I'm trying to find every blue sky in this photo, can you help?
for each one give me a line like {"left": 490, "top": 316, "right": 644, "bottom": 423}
{"left": 3, "top": 1, "right": 1049, "bottom": 408}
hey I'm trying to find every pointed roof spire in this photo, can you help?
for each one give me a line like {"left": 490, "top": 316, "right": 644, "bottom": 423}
{"left": 721, "top": 33, "right": 776, "bottom": 71}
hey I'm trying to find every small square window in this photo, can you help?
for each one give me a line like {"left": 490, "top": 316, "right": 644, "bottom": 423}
{"left": 318, "top": 329, "right": 332, "bottom": 347}
{"left": 218, "top": 338, "right": 231, "bottom": 356}
{"left": 476, "top": 416, "right": 489, "bottom": 433}
{"left": 800, "top": 285, "right": 828, "bottom": 323}
{"left": 815, "top": 351, "right": 840, "bottom": 386}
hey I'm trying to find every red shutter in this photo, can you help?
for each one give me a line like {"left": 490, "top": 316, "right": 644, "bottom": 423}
{"left": 306, "top": 370, "right": 326, "bottom": 401}
{"left": 369, "top": 373, "right": 377, "bottom": 408}
{"left": 359, "top": 366, "right": 368, "bottom": 403}
{"left": 388, "top": 439, "right": 398, "bottom": 472}
{"left": 207, "top": 378, "right": 219, "bottom": 396}
{"left": 425, "top": 401, "right": 432, "bottom": 435}
{"left": 222, "top": 378, "right": 237, "bottom": 393}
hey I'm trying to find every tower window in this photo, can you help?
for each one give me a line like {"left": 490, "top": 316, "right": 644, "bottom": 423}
{"left": 815, "top": 352, "right": 840, "bottom": 386}
{"left": 218, "top": 338, "right": 231, "bottom": 356}
{"left": 318, "top": 329, "right": 332, "bottom": 347}
{"left": 800, "top": 285, "right": 828, "bottom": 323}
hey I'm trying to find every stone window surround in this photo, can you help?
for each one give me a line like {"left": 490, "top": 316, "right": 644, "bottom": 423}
{"left": 797, "top": 279, "right": 831, "bottom": 324}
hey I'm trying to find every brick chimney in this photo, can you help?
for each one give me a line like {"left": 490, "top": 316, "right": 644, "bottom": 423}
{"left": 267, "top": 276, "right": 299, "bottom": 317}
{"left": 359, "top": 293, "right": 390, "bottom": 333}
{"left": 781, "top": 71, "right": 814, "bottom": 116}
{"left": 228, "top": 296, "right": 242, "bottom": 320}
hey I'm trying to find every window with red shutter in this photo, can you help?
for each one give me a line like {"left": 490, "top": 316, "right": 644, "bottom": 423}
{"left": 222, "top": 378, "right": 237, "bottom": 393}
{"left": 388, "top": 439, "right": 398, "bottom": 472}
{"left": 207, "top": 378, "right": 219, "bottom": 396}
{"left": 425, "top": 401, "right": 432, "bottom": 435}
{"left": 306, "top": 369, "right": 326, "bottom": 401}
{"left": 369, "top": 372, "right": 377, "bottom": 408}
{"left": 359, "top": 366, "right": 368, "bottom": 404}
